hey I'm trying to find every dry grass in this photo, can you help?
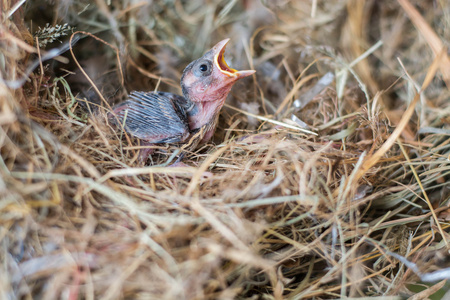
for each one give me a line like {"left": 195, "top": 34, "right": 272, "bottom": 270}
{"left": 1, "top": 0, "right": 449, "bottom": 299}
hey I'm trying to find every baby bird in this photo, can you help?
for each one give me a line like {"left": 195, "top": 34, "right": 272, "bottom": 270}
{"left": 111, "top": 39, "right": 255, "bottom": 160}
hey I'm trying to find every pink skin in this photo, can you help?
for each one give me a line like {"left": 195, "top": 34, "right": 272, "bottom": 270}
{"left": 181, "top": 39, "right": 255, "bottom": 143}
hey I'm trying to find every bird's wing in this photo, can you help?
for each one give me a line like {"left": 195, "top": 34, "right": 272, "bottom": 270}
{"left": 111, "top": 91, "right": 190, "bottom": 143}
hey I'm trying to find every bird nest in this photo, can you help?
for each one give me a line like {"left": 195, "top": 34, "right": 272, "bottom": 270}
{"left": 1, "top": 0, "right": 449, "bottom": 299}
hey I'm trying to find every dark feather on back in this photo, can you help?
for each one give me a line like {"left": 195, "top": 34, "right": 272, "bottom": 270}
{"left": 112, "top": 91, "right": 191, "bottom": 143}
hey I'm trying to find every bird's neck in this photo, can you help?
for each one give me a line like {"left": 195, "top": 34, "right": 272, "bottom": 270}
{"left": 188, "top": 97, "right": 226, "bottom": 131}
{"left": 184, "top": 84, "right": 232, "bottom": 131}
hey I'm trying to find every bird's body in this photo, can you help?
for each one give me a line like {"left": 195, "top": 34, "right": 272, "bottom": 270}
{"left": 110, "top": 39, "right": 255, "bottom": 160}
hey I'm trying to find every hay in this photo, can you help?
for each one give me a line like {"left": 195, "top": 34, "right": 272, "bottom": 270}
{"left": 1, "top": 0, "right": 449, "bottom": 299}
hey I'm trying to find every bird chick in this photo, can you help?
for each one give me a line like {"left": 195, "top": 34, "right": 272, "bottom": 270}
{"left": 111, "top": 39, "right": 255, "bottom": 161}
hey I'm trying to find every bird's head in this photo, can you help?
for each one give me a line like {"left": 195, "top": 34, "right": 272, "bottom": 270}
{"left": 181, "top": 39, "right": 255, "bottom": 103}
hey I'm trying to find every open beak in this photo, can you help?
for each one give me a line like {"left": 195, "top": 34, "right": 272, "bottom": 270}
{"left": 213, "top": 39, "right": 256, "bottom": 79}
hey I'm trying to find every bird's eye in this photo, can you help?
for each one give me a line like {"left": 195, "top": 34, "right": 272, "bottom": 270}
{"left": 192, "top": 60, "right": 212, "bottom": 77}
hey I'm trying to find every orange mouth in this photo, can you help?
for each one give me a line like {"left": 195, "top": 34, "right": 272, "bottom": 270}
{"left": 215, "top": 41, "right": 238, "bottom": 76}
{"left": 213, "top": 39, "right": 256, "bottom": 79}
